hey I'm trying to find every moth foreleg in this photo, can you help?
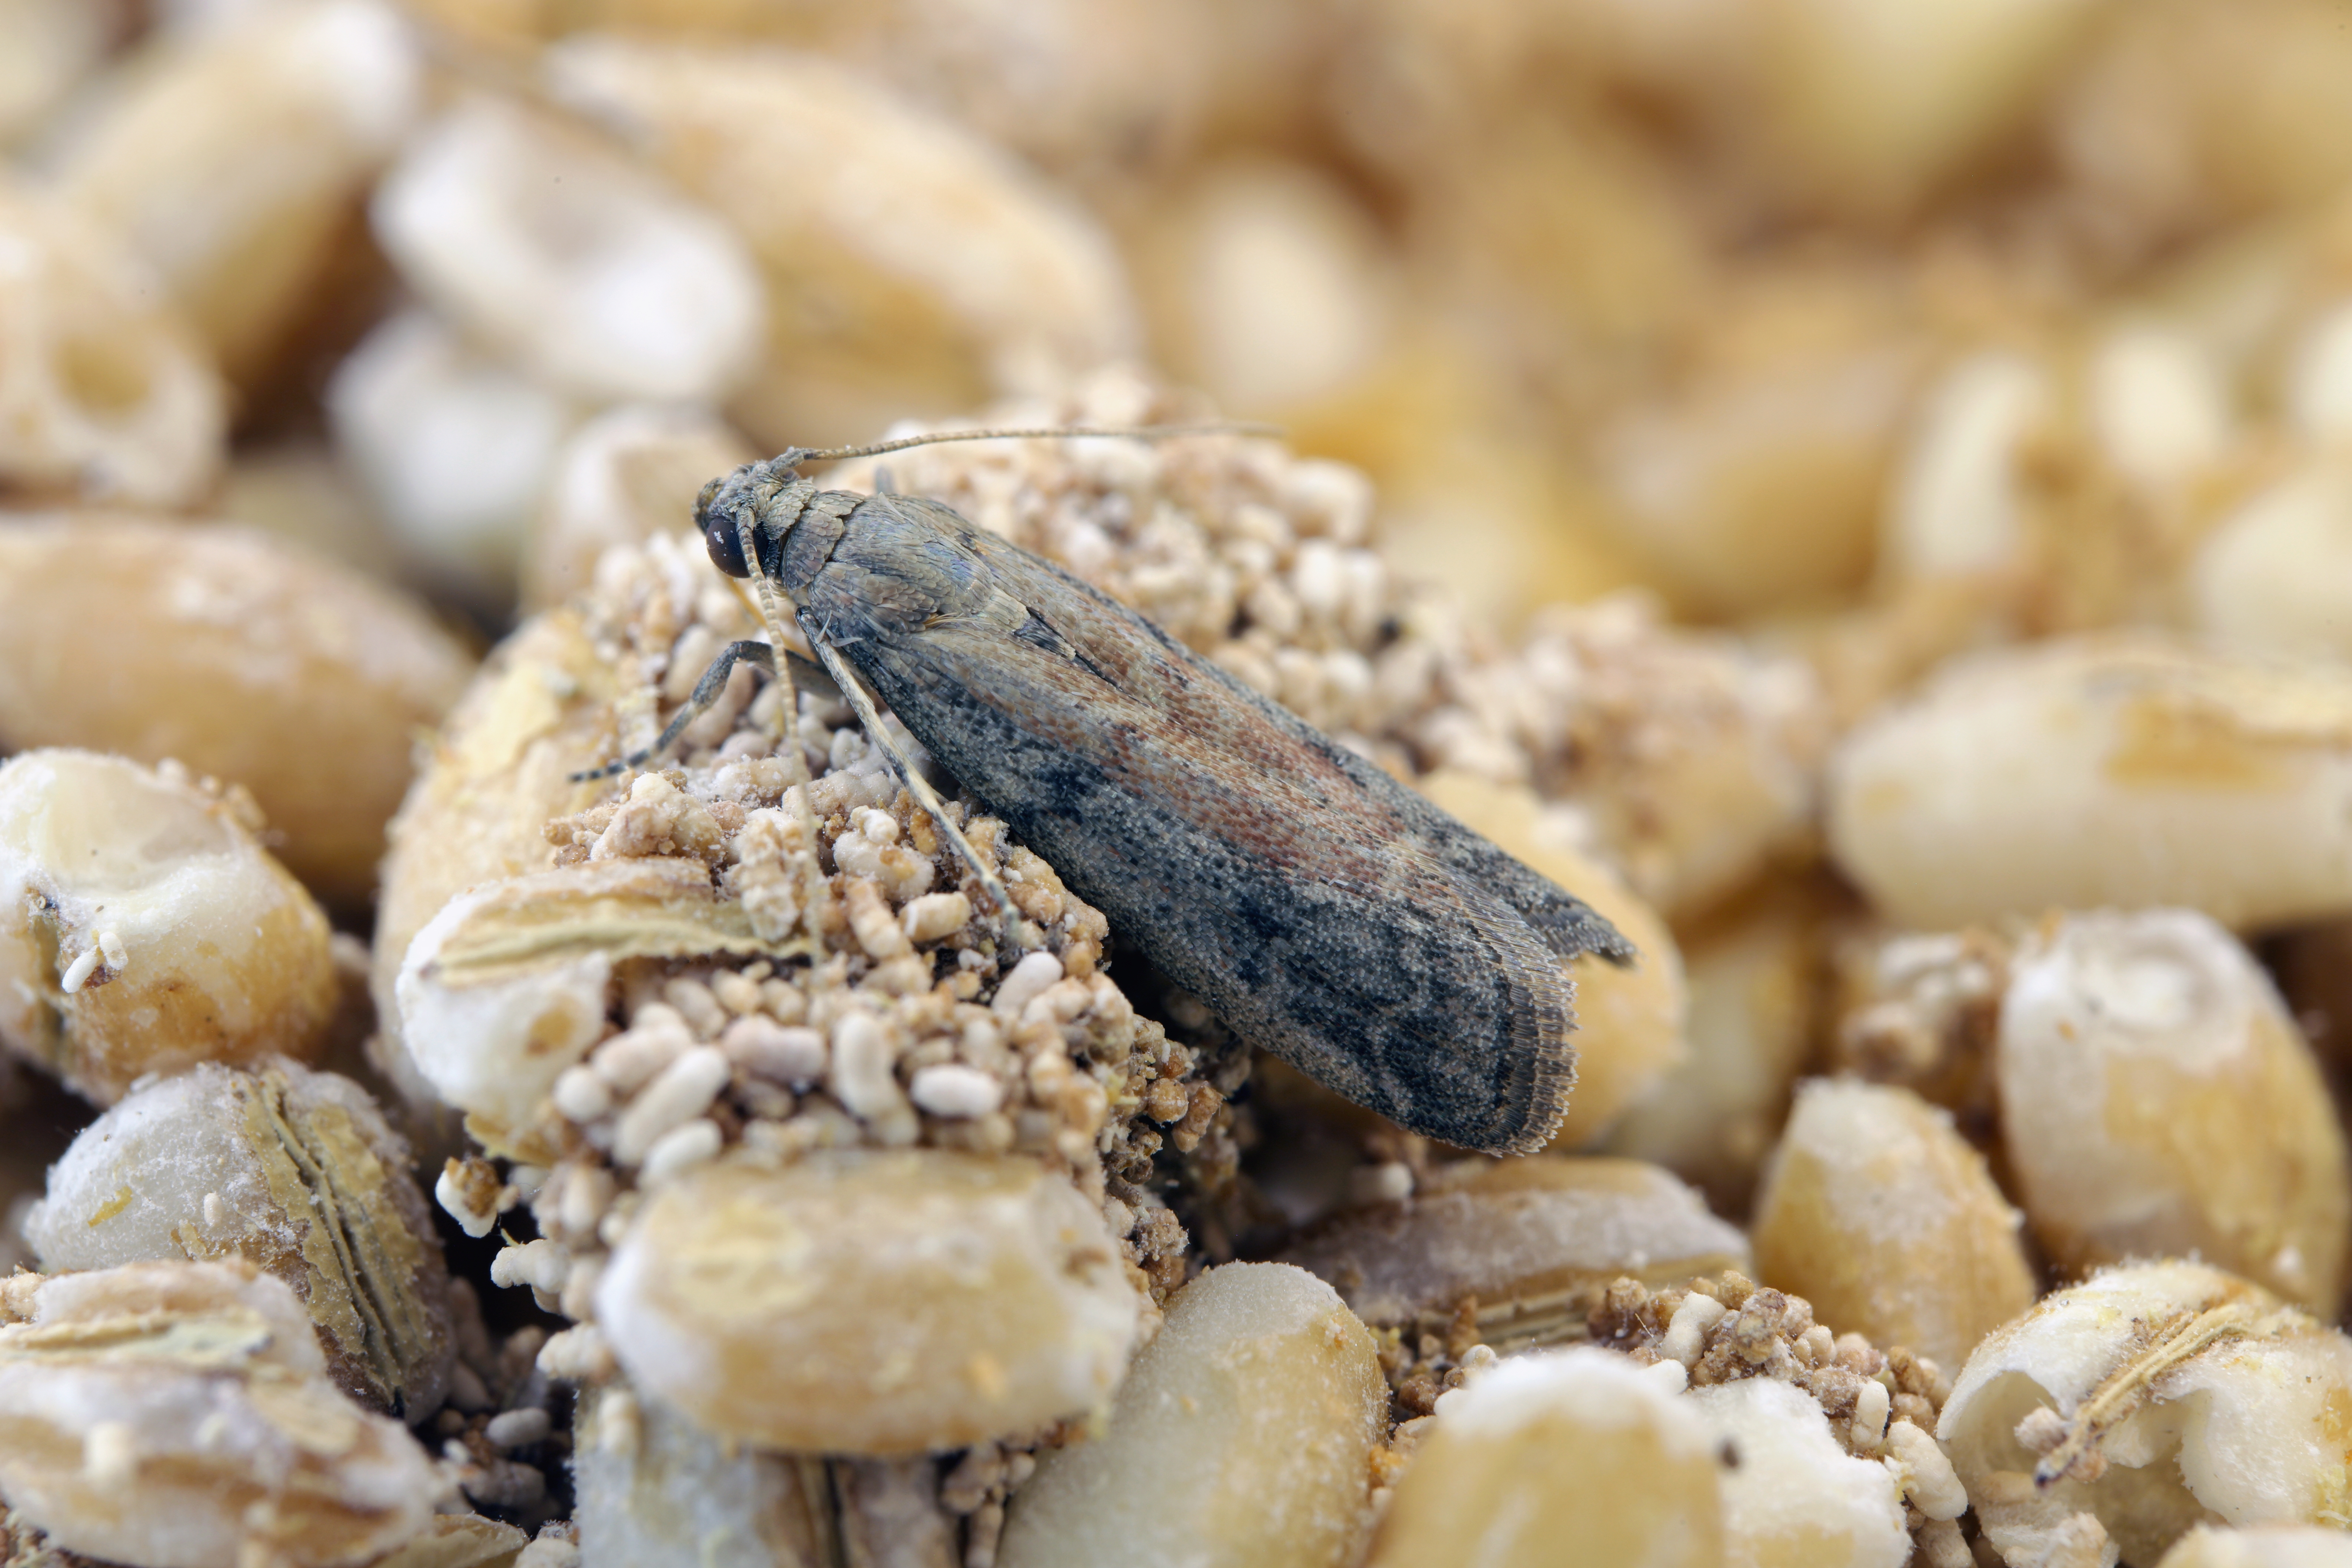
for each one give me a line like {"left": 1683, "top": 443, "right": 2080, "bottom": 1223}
{"left": 804, "top": 627, "right": 1021, "bottom": 952}
{"left": 570, "top": 639, "right": 777, "bottom": 782}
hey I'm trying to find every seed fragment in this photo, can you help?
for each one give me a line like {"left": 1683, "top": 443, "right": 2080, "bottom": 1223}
{"left": 1940, "top": 1261, "right": 2352, "bottom": 1568}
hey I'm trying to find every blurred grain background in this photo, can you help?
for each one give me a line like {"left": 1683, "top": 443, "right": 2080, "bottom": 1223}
{"left": 7, "top": 0, "right": 2350, "bottom": 653}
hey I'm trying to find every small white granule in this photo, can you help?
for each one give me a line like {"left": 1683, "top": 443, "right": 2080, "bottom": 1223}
{"left": 910, "top": 1064, "right": 1004, "bottom": 1119}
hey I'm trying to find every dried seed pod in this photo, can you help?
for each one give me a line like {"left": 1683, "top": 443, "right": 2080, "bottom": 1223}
{"left": 1601, "top": 878, "right": 1823, "bottom": 1212}
{"left": 594, "top": 1152, "right": 1139, "bottom": 1455}
{"left": 1751, "top": 1078, "right": 2035, "bottom": 1372}
{"left": 328, "top": 307, "right": 583, "bottom": 606}
{"left": 0, "top": 749, "right": 336, "bottom": 1103}
{"left": 2159, "top": 1525, "right": 2352, "bottom": 1568}
{"left": 1415, "top": 771, "right": 1686, "bottom": 1146}
{"left": 523, "top": 404, "right": 758, "bottom": 612}
{"left": 1686, "top": 1377, "right": 1910, "bottom": 1568}
{"left": 0, "top": 1260, "right": 440, "bottom": 1568}
{"left": 542, "top": 38, "right": 1139, "bottom": 448}
{"left": 0, "top": 173, "right": 225, "bottom": 507}
{"left": 998, "top": 1263, "right": 1384, "bottom": 1568}
{"left": 1996, "top": 908, "right": 2351, "bottom": 1313}
{"left": 1828, "top": 636, "right": 2352, "bottom": 931}
{"left": 47, "top": 0, "right": 420, "bottom": 385}
{"left": 1362, "top": 1348, "right": 1724, "bottom": 1568}
{"left": 24, "top": 1058, "right": 455, "bottom": 1416}
{"left": 0, "top": 518, "right": 476, "bottom": 908}
{"left": 1940, "top": 1262, "right": 2352, "bottom": 1568}
{"left": 1282, "top": 1157, "right": 1749, "bottom": 1353}
{"left": 374, "top": 95, "right": 763, "bottom": 407}
{"left": 573, "top": 1384, "right": 833, "bottom": 1568}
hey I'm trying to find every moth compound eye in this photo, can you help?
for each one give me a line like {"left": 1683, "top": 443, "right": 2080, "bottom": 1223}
{"left": 697, "top": 477, "right": 750, "bottom": 577}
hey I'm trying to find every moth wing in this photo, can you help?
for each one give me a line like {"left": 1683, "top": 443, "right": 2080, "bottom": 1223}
{"left": 1335, "top": 749, "right": 1636, "bottom": 967}
{"left": 1369, "top": 848, "right": 1582, "bottom": 1154}
{"left": 820, "top": 506, "right": 1591, "bottom": 1152}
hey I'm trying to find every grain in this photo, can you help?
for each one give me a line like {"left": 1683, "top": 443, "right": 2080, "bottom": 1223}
{"left": 0, "top": 750, "right": 335, "bottom": 1102}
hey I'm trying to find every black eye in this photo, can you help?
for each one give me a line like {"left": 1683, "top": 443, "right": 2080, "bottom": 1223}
{"left": 697, "top": 476, "right": 749, "bottom": 577}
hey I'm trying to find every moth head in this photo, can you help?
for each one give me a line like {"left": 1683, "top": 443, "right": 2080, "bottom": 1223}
{"left": 695, "top": 475, "right": 744, "bottom": 576}
{"left": 697, "top": 451, "right": 818, "bottom": 580}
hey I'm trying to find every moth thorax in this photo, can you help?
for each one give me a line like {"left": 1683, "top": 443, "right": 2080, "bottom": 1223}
{"left": 754, "top": 475, "right": 821, "bottom": 580}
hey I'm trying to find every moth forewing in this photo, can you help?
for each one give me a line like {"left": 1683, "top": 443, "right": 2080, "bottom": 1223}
{"left": 786, "top": 485, "right": 1626, "bottom": 1155}
{"left": 609, "top": 430, "right": 1636, "bottom": 1155}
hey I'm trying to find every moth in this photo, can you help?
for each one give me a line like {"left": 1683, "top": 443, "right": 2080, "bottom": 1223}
{"left": 588, "top": 428, "right": 1634, "bottom": 1156}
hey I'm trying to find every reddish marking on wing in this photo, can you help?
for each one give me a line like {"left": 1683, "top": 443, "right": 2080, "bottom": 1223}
{"left": 933, "top": 543, "right": 1423, "bottom": 899}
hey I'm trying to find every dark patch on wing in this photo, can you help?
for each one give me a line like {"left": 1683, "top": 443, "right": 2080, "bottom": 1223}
{"left": 1009, "top": 607, "right": 1122, "bottom": 691}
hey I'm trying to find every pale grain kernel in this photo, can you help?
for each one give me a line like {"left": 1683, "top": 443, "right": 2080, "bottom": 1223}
{"left": 0, "top": 750, "right": 337, "bottom": 1103}
{"left": 1687, "top": 1378, "right": 1910, "bottom": 1567}
{"left": 1752, "top": 1078, "right": 2035, "bottom": 1370}
{"left": 1828, "top": 636, "right": 2352, "bottom": 931}
{"left": 26, "top": 1058, "right": 456, "bottom": 1416}
{"left": 1996, "top": 910, "right": 2351, "bottom": 1314}
{"left": 0, "top": 176, "right": 225, "bottom": 506}
{"left": 49, "top": 0, "right": 420, "bottom": 385}
{"left": 1942, "top": 1262, "right": 2352, "bottom": 1568}
{"left": 0, "top": 1262, "right": 440, "bottom": 1568}
{"left": 1362, "top": 1348, "right": 1722, "bottom": 1568}
{"left": 374, "top": 95, "right": 762, "bottom": 406}
{"left": 0, "top": 519, "right": 474, "bottom": 907}
{"left": 1282, "top": 1157, "right": 1747, "bottom": 1349}
{"left": 1000, "top": 1265, "right": 1385, "bottom": 1568}
{"left": 596, "top": 1153, "right": 1137, "bottom": 1455}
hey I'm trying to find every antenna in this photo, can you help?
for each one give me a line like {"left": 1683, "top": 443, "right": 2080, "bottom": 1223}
{"left": 792, "top": 421, "right": 1283, "bottom": 465}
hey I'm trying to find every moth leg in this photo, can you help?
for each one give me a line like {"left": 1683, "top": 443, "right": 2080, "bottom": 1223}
{"left": 737, "top": 509, "right": 812, "bottom": 787}
{"left": 570, "top": 640, "right": 776, "bottom": 782}
{"left": 805, "top": 629, "right": 1021, "bottom": 952}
